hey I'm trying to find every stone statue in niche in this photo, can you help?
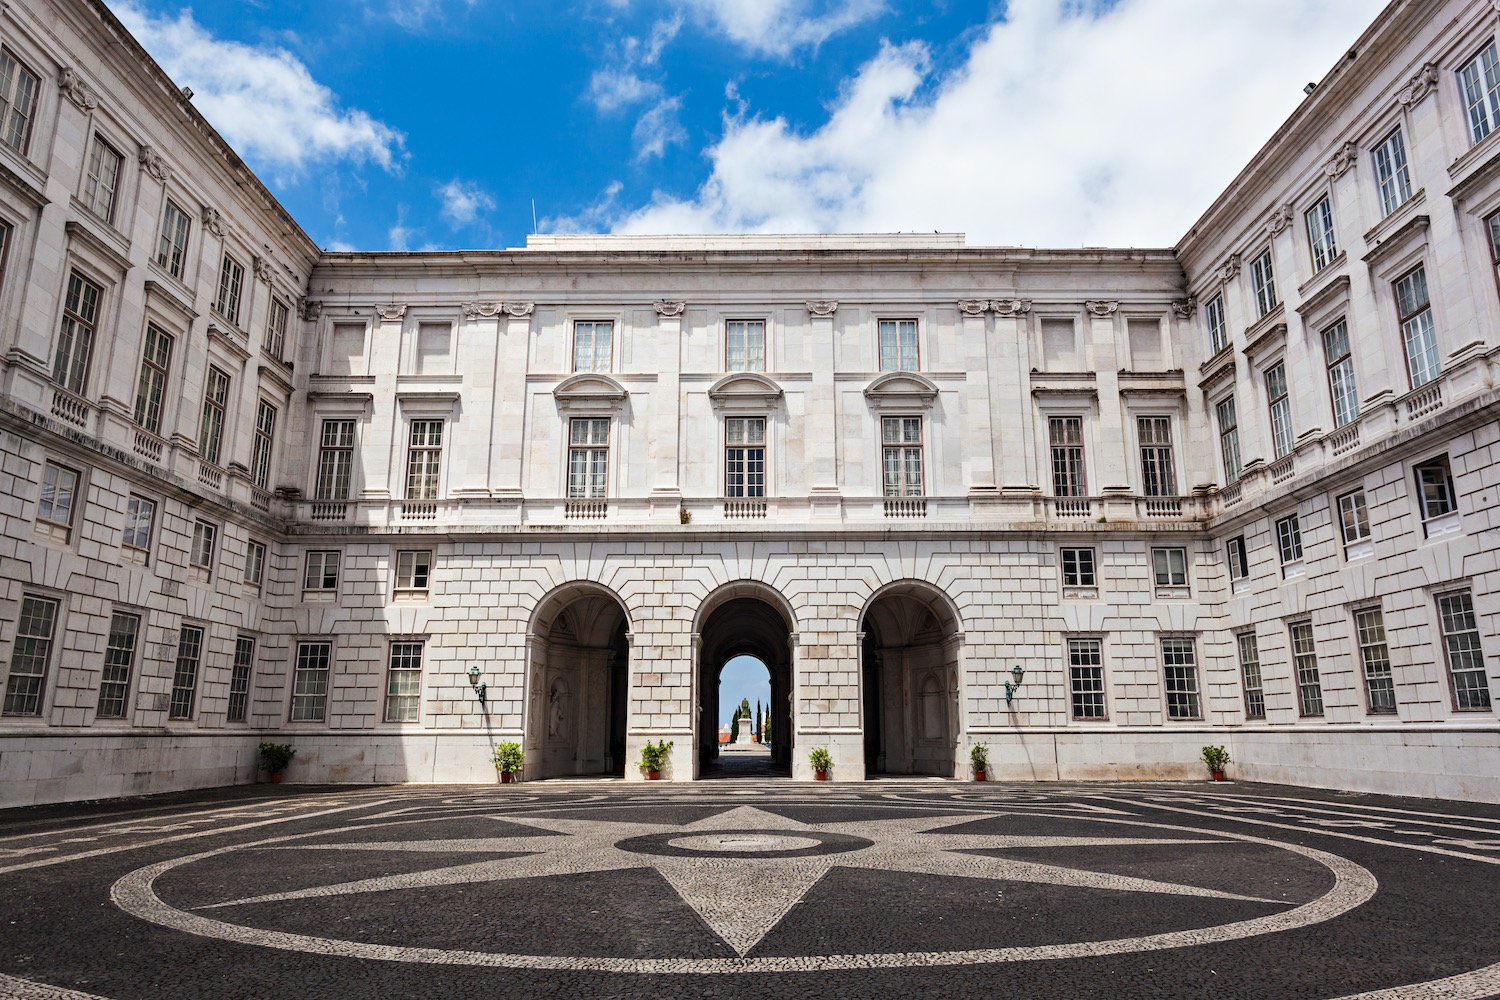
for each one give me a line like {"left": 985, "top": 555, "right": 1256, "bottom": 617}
{"left": 548, "top": 678, "right": 569, "bottom": 739}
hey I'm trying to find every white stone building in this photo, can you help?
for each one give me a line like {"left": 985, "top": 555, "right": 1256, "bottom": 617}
{"left": 2, "top": 0, "right": 1499, "bottom": 806}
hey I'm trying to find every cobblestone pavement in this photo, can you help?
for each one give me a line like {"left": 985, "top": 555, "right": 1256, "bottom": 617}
{"left": 2, "top": 781, "right": 1499, "bottom": 999}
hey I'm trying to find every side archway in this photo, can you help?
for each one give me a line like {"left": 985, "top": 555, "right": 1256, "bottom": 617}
{"left": 859, "top": 580, "right": 963, "bottom": 777}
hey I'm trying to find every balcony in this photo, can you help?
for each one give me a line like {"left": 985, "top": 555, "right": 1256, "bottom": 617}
{"left": 565, "top": 499, "right": 608, "bottom": 520}
{"left": 724, "top": 499, "right": 768, "bottom": 519}
{"left": 132, "top": 427, "right": 165, "bottom": 464}
{"left": 197, "top": 462, "right": 223, "bottom": 490}
{"left": 50, "top": 387, "right": 89, "bottom": 428}
{"left": 883, "top": 497, "right": 928, "bottom": 518}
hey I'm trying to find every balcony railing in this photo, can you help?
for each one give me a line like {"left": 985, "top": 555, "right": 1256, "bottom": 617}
{"left": 883, "top": 497, "right": 927, "bottom": 518}
{"left": 132, "top": 428, "right": 164, "bottom": 464}
{"left": 1405, "top": 381, "right": 1444, "bottom": 420}
{"left": 1269, "top": 456, "right": 1295, "bottom": 484}
{"left": 1328, "top": 424, "right": 1360, "bottom": 456}
{"left": 1053, "top": 497, "right": 1096, "bottom": 519}
{"left": 724, "top": 499, "right": 768, "bottom": 519}
{"left": 310, "top": 502, "right": 349, "bottom": 521}
{"left": 401, "top": 502, "right": 438, "bottom": 521}
{"left": 250, "top": 488, "right": 272, "bottom": 512}
{"left": 197, "top": 462, "right": 223, "bottom": 490}
{"left": 565, "top": 499, "right": 608, "bottom": 519}
{"left": 50, "top": 388, "right": 89, "bottom": 428}
{"left": 1144, "top": 497, "right": 1183, "bottom": 518}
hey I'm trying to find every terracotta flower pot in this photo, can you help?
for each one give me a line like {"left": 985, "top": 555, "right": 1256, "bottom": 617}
{"left": 270, "top": 772, "right": 283, "bottom": 784}
{"left": 814, "top": 770, "right": 828, "bottom": 781}
{"left": 647, "top": 769, "right": 661, "bottom": 780}
{"left": 1211, "top": 769, "right": 1226, "bottom": 781}
{"left": 974, "top": 769, "right": 987, "bottom": 781}
{"left": 500, "top": 771, "right": 514, "bottom": 783}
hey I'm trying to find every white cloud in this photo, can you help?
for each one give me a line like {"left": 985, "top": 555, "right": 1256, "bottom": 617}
{"left": 611, "top": 0, "right": 1389, "bottom": 247}
{"left": 110, "top": 1, "right": 404, "bottom": 178}
{"left": 679, "top": 0, "right": 885, "bottom": 57}
{"left": 634, "top": 97, "right": 688, "bottom": 159}
{"left": 437, "top": 179, "right": 496, "bottom": 226}
{"left": 589, "top": 70, "right": 663, "bottom": 113}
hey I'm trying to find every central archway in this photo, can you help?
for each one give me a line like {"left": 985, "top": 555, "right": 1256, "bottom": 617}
{"left": 695, "top": 583, "right": 795, "bottom": 774}
{"left": 526, "top": 583, "right": 630, "bottom": 779}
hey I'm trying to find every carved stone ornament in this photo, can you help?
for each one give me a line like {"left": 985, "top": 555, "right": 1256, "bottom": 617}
{"left": 137, "top": 145, "right": 169, "bottom": 182}
{"left": 59, "top": 68, "right": 99, "bottom": 112}
{"left": 1324, "top": 141, "right": 1359, "bottom": 178}
{"left": 957, "top": 299, "right": 988, "bottom": 317}
{"left": 200, "top": 205, "right": 227, "bottom": 238}
{"left": 653, "top": 300, "right": 686, "bottom": 317}
{"left": 252, "top": 255, "right": 274, "bottom": 283}
{"left": 502, "top": 301, "right": 535, "bottom": 318}
{"left": 299, "top": 298, "right": 322, "bottom": 322}
{"left": 1219, "top": 253, "right": 1242, "bottom": 283}
{"left": 1172, "top": 297, "right": 1197, "bottom": 319}
{"left": 1084, "top": 300, "right": 1118, "bottom": 318}
{"left": 375, "top": 303, "right": 408, "bottom": 321}
{"left": 1398, "top": 62, "right": 1440, "bottom": 108}
{"left": 990, "top": 298, "right": 1032, "bottom": 316}
{"left": 1266, "top": 204, "right": 1295, "bottom": 237}
{"left": 806, "top": 300, "right": 838, "bottom": 317}
{"left": 463, "top": 301, "right": 503, "bottom": 319}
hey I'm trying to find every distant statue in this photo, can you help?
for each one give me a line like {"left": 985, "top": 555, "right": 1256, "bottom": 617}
{"left": 548, "top": 680, "right": 567, "bottom": 739}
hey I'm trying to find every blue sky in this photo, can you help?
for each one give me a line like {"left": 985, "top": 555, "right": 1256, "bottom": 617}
{"left": 108, "top": 0, "right": 1387, "bottom": 251}
{"left": 718, "top": 656, "right": 769, "bottom": 730}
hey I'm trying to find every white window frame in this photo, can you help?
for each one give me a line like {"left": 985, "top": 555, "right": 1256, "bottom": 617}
{"left": 1226, "top": 535, "right": 1249, "bottom": 585}
{"left": 567, "top": 417, "right": 610, "bottom": 499}
{"left": 244, "top": 539, "right": 266, "bottom": 589}
{"left": 1275, "top": 513, "right": 1303, "bottom": 572}
{"left": 133, "top": 325, "right": 173, "bottom": 434}
{"left": 1047, "top": 415, "right": 1088, "bottom": 497}
{"left": 725, "top": 416, "right": 767, "bottom": 498}
{"left": 37, "top": 460, "right": 80, "bottom": 539}
{"left": 303, "top": 550, "right": 341, "bottom": 594}
{"left": 96, "top": 609, "right": 141, "bottom": 720}
{"left": 250, "top": 400, "right": 276, "bottom": 491}
{"left": 1395, "top": 265, "right": 1440, "bottom": 389}
{"left": 1265, "top": 360, "right": 1294, "bottom": 458}
{"left": 53, "top": 270, "right": 103, "bottom": 396}
{"left": 1151, "top": 546, "right": 1188, "bottom": 593}
{"left": 1460, "top": 41, "right": 1500, "bottom": 145}
{"left": 122, "top": 494, "right": 156, "bottom": 560}
{"left": 878, "top": 318, "right": 919, "bottom": 372}
{"left": 1290, "top": 620, "right": 1324, "bottom": 717}
{"left": 0, "top": 49, "right": 40, "bottom": 155}
{"left": 198, "top": 366, "right": 230, "bottom": 465}
{"left": 1237, "top": 631, "right": 1265, "bottom": 720}
{"left": 1215, "top": 395, "right": 1242, "bottom": 485}
{"left": 394, "top": 550, "right": 432, "bottom": 598}
{"left": 1067, "top": 637, "right": 1106, "bottom": 720}
{"left": 385, "top": 640, "right": 424, "bottom": 723}
{"left": 881, "top": 416, "right": 924, "bottom": 498}
{"left": 227, "top": 635, "right": 255, "bottom": 723}
{"left": 1337, "top": 488, "right": 1373, "bottom": 559}
{"left": 572, "top": 319, "right": 614, "bottom": 373}
{"left": 1373, "top": 128, "right": 1414, "bottom": 217}
{"left": 265, "top": 296, "right": 289, "bottom": 359}
{"left": 1060, "top": 546, "right": 1097, "bottom": 591}
{"left": 290, "top": 640, "right": 332, "bottom": 723}
{"left": 156, "top": 199, "right": 191, "bottom": 280}
{"left": 190, "top": 519, "right": 217, "bottom": 572}
{"left": 1321, "top": 319, "right": 1359, "bottom": 428}
{"left": 168, "top": 624, "right": 204, "bottom": 721}
{"left": 1160, "top": 637, "right": 1202, "bottom": 721}
{"left": 2, "top": 594, "right": 58, "bottom": 716}
{"left": 1306, "top": 194, "right": 1338, "bottom": 272}
{"left": 404, "top": 419, "right": 445, "bottom": 500}
{"left": 726, "top": 319, "right": 767, "bottom": 372}
{"left": 1438, "top": 590, "right": 1493, "bottom": 711}
{"left": 81, "top": 133, "right": 124, "bottom": 224}
{"left": 1250, "top": 249, "right": 1278, "bottom": 318}
{"left": 1136, "top": 415, "right": 1177, "bottom": 497}
{"left": 315, "top": 419, "right": 356, "bottom": 501}
{"left": 1204, "top": 293, "right": 1228, "bottom": 355}
{"left": 1354, "top": 606, "right": 1397, "bottom": 715}
{"left": 215, "top": 253, "right": 245, "bottom": 326}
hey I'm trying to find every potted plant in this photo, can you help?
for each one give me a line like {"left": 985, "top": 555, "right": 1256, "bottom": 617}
{"left": 1202, "top": 745, "right": 1231, "bottom": 781}
{"left": 808, "top": 746, "right": 833, "bottom": 781}
{"left": 971, "top": 743, "right": 990, "bottom": 781}
{"left": 638, "top": 739, "right": 673, "bottom": 779}
{"left": 492, "top": 741, "right": 524, "bottom": 783}
{"left": 258, "top": 742, "right": 296, "bottom": 784}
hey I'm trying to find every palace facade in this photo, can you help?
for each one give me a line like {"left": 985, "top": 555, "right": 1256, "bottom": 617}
{"left": 2, "top": 0, "right": 1500, "bottom": 806}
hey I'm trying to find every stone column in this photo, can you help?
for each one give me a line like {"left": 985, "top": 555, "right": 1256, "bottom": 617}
{"left": 804, "top": 301, "right": 841, "bottom": 506}
{"left": 651, "top": 301, "right": 684, "bottom": 518}
{"left": 490, "top": 302, "right": 534, "bottom": 504}
{"left": 1087, "top": 301, "right": 1127, "bottom": 489}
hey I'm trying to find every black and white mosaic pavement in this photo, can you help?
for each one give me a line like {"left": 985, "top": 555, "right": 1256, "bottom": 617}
{"left": 2, "top": 781, "right": 1499, "bottom": 998}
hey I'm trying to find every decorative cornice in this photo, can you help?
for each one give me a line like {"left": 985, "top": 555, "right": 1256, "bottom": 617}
{"left": 1397, "top": 62, "right": 1439, "bottom": 108}
{"left": 653, "top": 300, "right": 686, "bottom": 317}
{"left": 252, "top": 255, "right": 274, "bottom": 283}
{"left": 957, "top": 299, "right": 988, "bottom": 317}
{"left": 63, "top": 220, "right": 131, "bottom": 272}
{"left": 374, "top": 303, "right": 408, "bottom": 321}
{"left": 59, "top": 67, "right": 99, "bottom": 111}
{"left": 200, "top": 205, "right": 227, "bottom": 238}
{"left": 143, "top": 280, "right": 198, "bottom": 323}
{"left": 137, "top": 145, "right": 169, "bottom": 182}
{"left": 1295, "top": 274, "right": 1352, "bottom": 319}
{"left": 205, "top": 323, "right": 251, "bottom": 364}
{"left": 299, "top": 298, "right": 323, "bottom": 321}
{"left": 554, "top": 373, "right": 628, "bottom": 411}
{"left": 1084, "top": 300, "right": 1118, "bottom": 318}
{"left": 863, "top": 371, "right": 939, "bottom": 409}
{"left": 502, "top": 301, "right": 535, "bottom": 318}
{"left": 1266, "top": 203, "right": 1295, "bottom": 237}
{"left": 1325, "top": 141, "right": 1358, "bottom": 178}
{"left": 990, "top": 298, "right": 1031, "bottom": 316}
{"left": 1361, "top": 214, "right": 1431, "bottom": 266}
{"left": 1172, "top": 297, "right": 1197, "bottom": 319}
{"left": 463, "top": 301, "right": 502, "bottom": 319}
{"left": 806, "top": 300, "right": 838, "bottom": 317}
{"left": 1219, "top": 253, "right": 1242, "bottom": 283}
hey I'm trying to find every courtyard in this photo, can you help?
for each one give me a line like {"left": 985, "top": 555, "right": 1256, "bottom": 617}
{"left": 1, "top": 780, "right": 1498, "bottom": 998}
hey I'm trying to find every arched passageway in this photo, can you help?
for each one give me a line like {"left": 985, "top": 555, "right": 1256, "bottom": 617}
{"left": 861, "top": 583, "right": 962, "bottom": 777}
{"left": 697, "top": 592, "right": 794, "bottom": 773}
{"left": 526, "top": 586, "right": 630, "bottom": 779}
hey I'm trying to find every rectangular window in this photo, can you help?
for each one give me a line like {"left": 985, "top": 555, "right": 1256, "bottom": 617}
{"left": 1160, "top": 638, "right": 1201, "bottom": 720}
{"left": 96, "top": 611, "right": 141, "bottom": 719}
{"left": 567, "top": 417, "right": 609, "bottom": 499}
{"left": 1290, "top": 620, "right": 1324, "bottom": 716}
{"left": 1265, "top": 361, "right": 1294, "bottom": 458}
{"left": 198, "top": 367, "right": 229, "bottom": 464}
{"left": 1061, "top": 547, "right": 1096, "bottom": 588}
{"left": 82, "top": 135, "right": 124, "bottom": 223}
{"left": 1226, "top": 536, "right": 1249, "bottom": 581}
{"left": 1068, "top": 638, "right": 1106, "bottom": 720}
{"left": 215, "top": 254, "right": 244, "bottom": 325}
{"left": 1320, "top": 320, "right": 1359, "bottom": 428}
{"left": 1048, "top": 416, "right": 1087, "bottom": 497}
{"left": 227, "top": 635, "right": 254, "bottom": 723}
{"left": 291, "top": 640, "right": 331, "bottom": 722}
{"left": 315, "top": 419, "right": 356, "bottom": 500}
{"left": 385, "top": 641, "right": 423, "bottom": 723}
{"left": 1137, "top": 416, "right": 1177, "bottom": 496}
{"left": 405, "top": 420, "right": 443, "bottom": 500}
{"left": 1337, "top": 489, "right": 1372, "bottom": 545}
{"left": 1216, "top": 396, "right": 1242, "bottom": 485}
{"left": 156, "top": 200, "right": 191, "bottom": 279}
{"left": 133, "top": 325, "right": 172, "bottom": 433}
{"left": 1251, "top": 249, "right": 1278, "bottom": 318}
{"left": 881, "top": 416, "right": 923, "bottom": 497}
{"left": 169, "top": 625, "right": 203, "bottom": 720}
{"left": 1237, "top": 631, "right": 1266, "bottom": 720}
{"left": 572, "top": 320, "right": 613, "bottom": 372}
{"left": 726, "top": 319, "right": 766, "bottom": 371}
{"left": 1461, "top": 42, "right": 1500, "bottom": 145}
{"left": 244, "top": 539, "right": 266, "bottom": 588}
{"left": 1438, "top": 590, "right": 1492, "bottom": 710}
{"left": 1306, "top": 195, "right": 1338, "bottom": 271}
{"left": 123, "top": 495, "right": 155, "bottom": 553}
{"left": 250, "top": 401, "right": 276, "bottom": 490}
{"left": 303, "top": 550, "right": 340, "bottom": 592}
{"left": 1276, "top": 514, "right": 1303, "bottom": 565}
{"left": 1415, "top": 456, "right": 1457, "bottom": 520}
{"left": 878, "top": 319, "right": 919, "bottom": 371}
{"left": 37, "top": 461, "right": 79, "bottom": 530}
{"left": 0, "top": 50, "right": 39, "bottom": 154}
{"left": 725, "top": 416, "right": 766, "bottom": 497}
{"left": 1354, "top": 607, "right": 1397, "bottom": 714}
{"left": 54, "top": 271, "right": 102, "bottom": 395}
{"left": 1373, "top": 129, "right": 1414, "bottom": 217}
{"left": 415, "top": 322, "right": 450, "bottom": 374}
{"left": 190, "top": 519, "right": 216, "bottom": 570}
{"left": 395, "top": 550, "right": 431, "bottom": 594}
{"left": 1152, "top": 547, "right": 1188, "bottom": 588}
{"left": 3, "top": 595, "right": 58, "bottom": 715}
{"left": 1395, "top": 266, "right": 1439, "bottom": 388}
{"left": 1204, "top": 293, "right": 1228, "bottom": 355}
{"left": 265, "top": 297, "right": 289, "bottom": 359}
